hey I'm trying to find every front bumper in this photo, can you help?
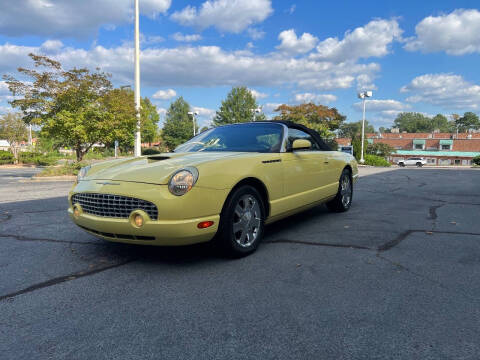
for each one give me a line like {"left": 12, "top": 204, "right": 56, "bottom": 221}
{"left": 68, "top": 208, "right": 219, "bottom": 245}
{"left": 68, "top": 180, "right": 227, "bottom": 246}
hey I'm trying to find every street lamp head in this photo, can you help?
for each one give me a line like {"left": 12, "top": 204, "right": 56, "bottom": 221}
{"left": 358, "top": 90, "right": 373, "bottom": 99}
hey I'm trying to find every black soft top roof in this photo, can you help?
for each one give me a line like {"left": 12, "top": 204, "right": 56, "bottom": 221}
{"left": 270, "top": 120, "right": 332, "bottom": 151}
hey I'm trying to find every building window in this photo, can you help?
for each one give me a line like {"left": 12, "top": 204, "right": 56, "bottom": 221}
{"left": 441, "top": 144, "right": 451, "bottom": 150}
{"left": 462, "top": 160, "right": 469, "bottom": 166}
{"left": 414, "top": 144, "right": 424, "bottom": 150}
{"left": 439, "top": 159, "right": 451, "bottom": 166}
{"left": 454, "top": 159, "right": 461, "bottom": 165}
{"left": 427, "top": 158, "right": 436, "bottom": 165}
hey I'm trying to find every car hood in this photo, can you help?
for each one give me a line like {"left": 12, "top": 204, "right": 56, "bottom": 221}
{"left": 83, "top": 152, "right": 246, "bottom": 185}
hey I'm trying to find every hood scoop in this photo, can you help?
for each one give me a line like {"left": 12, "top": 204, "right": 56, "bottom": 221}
{"left": 147, "top": 156, "right": 171, "bottom": 162}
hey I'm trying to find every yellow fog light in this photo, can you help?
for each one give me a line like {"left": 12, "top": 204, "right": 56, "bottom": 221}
{"left": 134, "top": 214, "right": 144, "bottom": 227}
{"left": 73, "top": 205, "right": 81, "bottom": 218}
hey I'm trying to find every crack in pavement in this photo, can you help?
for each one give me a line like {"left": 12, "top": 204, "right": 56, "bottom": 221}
{"left": 0, "top": 258, "right": 135, "bottom": 302}
{"left": 377, "top": 229, "right": 480, "bottom": 252}
{"left": 264, "top": 238, "right": 371, "bottom": 250}
{"left": 0, "top": 234, "right": 103, "bottom": 246}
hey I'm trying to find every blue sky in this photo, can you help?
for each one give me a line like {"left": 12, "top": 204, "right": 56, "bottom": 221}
{"left": 1, "top": 0, "right": 480, "bottom": 129}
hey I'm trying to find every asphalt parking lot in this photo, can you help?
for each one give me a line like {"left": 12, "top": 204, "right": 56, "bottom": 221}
{"left": 1, "top": 166, "right": 479, "bottom": 359}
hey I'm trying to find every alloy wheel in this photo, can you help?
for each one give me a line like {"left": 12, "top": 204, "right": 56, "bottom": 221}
{"left": 232, "top": 194, "right": 261, "bottom": 247}
{"left": 340, "top": 175, "right": 352, "bottom": 208}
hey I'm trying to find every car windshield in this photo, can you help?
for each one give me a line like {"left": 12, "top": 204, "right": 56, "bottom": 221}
{"left": 174, "top": 123, "right": 284, "bottom": 153}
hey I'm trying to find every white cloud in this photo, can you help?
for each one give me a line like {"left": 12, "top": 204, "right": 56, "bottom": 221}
{"left": 142, "top": 35, "right": 165, "bottom": 45}
{"left": 172, "top": 33, "right": 202, "bottom": 42}
{"left": 313, "top": 19, "right": 402, "bottom": 62}
{"left": 40, "top": 40, "right": 64, "bottom": 52}
{"left": 152, "top": 89, "right": 177, "bottom": 100}
{"left": 247, "top": 28, "right": 266, "bottom": 40}
{"left": 352, "top": 99, "right": 411, "bottom": 125}
{"left": 276, "top": 29, "right": 318, "bottom": 54}
{"left": 353, "top": 99, "right": 409, "bottom": 112}
{"left": 192, "top": 106, "right": 215, "bottom": 118}
{"left": 287, "top": 5, "right": 296, "bottom": 15}
{"left": 157, "top": 107, "right": 167, "bottom": 116}
{"left": 0, "top": 39, "right": 381, "bottom": 95}
{"left": 0, "top": 81, "right": 9, "bottom": 95}
{"left": 249, "top": 89, "right": 268, "bottom": 99}
{"left": 263, "top": 103, "right": 282, "bottom": 113}
{"left": 401, "top": 73, "right": 480, "bottom": 110}
{"left": 294, "top": 93, "right": 337, "bottom": 104}
{"left": 171, "top": 0, "right": 273, "bottom": 33}
{"left": 0, "top": 0, "right": 171, "bottom": 38}
{"left": 404, "top": 9, "right": 480, "bottom": 55}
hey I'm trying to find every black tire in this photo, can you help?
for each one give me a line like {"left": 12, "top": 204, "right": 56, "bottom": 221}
{"left": 416, "top": 162, "right": 423, "bottom": 167}
{"left": 398, "top": 162, "right": 405, "bottom": 167}
{"left": 215, "top": 185, "right": 265, "bottom": 257}
{"left": 326, "top": 169, "right": 353, "bottom": 213}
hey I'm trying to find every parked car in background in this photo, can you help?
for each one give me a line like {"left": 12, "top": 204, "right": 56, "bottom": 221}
{"left": 397, "top": 157, "right": 426, "bottom": 167}
{"left": 69, "top": 121, "right": 358, "bottom": 257}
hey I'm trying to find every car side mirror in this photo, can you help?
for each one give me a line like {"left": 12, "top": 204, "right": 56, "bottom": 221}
{"left": 292, "top": 139, "right": 312, "bottom": 151}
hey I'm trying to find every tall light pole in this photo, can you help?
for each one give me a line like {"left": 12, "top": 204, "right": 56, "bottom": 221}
{"left": 134, "top": 0, "right": 141, "bottom": 157}
{"left": 358, "top": 90, "right": 373, "bottom": 164}
{"left": 188, "top": 111, "right": 198, "bottom": 136}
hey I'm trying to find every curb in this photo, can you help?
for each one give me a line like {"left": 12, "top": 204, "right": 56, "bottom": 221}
{"left": 29, "top": 176, "right": 76, "bottom": 182}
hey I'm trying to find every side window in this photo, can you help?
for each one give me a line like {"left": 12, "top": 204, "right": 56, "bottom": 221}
{"left": 287, "top": 128, "right": 320, "bottom": 151}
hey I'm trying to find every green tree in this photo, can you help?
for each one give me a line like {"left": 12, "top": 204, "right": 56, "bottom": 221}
{"left": 367, "top": 142, "right": 396, "bottom": 158}
{"left": 338, "top": 120, "right": 375, "bottom": 139}
{"left": 100, "top": 89, "right": 159, "bottom": 150}
{"left": 162, "top": 97, "right": 193, "bottom": 150}
{"left": 431, "top": 114, "right": 452, "bottom": 132}
{"left": 351, "top": 136, "right": 368, "bottom": 161}
{"left": 393, "top": 112, "right": 433, "bottom": 133}
{"left": 473, "top": 155, "right": 480, "bottom": 166}
{"left": 273, "top": 103, "right": 345, "bottom": 138}
{"left": 141, "top": 97, "right": 160, "bottom": 145}
{"left": 4, "top": 53, "right": 114, "bottom": 161}
{"left": 378, "top": 126, "right": 391, "bottom": 133}
{"left": 0, "top": 113, "right": 27, "bottom": 163}
{"left": 456, "top": 112, "right": 480, "bottom": 132}
{"left": 214, "top": 87, "right": 261, "bottom": 126}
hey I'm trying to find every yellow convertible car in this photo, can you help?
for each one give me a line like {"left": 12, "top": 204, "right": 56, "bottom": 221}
{"left": 69, "top": 121, "right": 358, "bottom": 256}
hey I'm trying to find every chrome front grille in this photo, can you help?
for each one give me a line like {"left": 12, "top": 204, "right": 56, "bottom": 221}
{"left": 71, "top": 193, "right": 158, "bottom": 220}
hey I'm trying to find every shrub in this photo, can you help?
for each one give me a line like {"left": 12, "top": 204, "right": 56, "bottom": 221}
{"left": 142, "top": 148, "right": 162, "bottom": 155}
{"left": 0, "top": 150, "right": 14, "bottom": 165}
{"left": 19, "top": 152, "right": 59, "bottom": 166}
{"left": 473, "top": 155, "right": 480, "bottom": 166}
{"left": 364, "top": 154, "right": 391, "bottom": 167}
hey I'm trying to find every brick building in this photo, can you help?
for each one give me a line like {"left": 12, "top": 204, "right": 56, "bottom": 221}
{"left": 337, "top": 132, "right": 480, "bottom": 166}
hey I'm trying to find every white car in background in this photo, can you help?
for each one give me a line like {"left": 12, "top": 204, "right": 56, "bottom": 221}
{"left": 397, "top": 157, "right": 426, "bottom": 167}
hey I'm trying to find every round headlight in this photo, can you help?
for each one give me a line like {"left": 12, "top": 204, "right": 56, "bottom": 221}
{"left": 168, "top": 167, "right": 199, "bottom": 196}
{"left": 77, "top": 165, "right": 91, "bottom": 181}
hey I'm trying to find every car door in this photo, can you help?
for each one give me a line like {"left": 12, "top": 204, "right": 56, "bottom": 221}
{"left": 279, "top": 128, "right": 331, "bottom": 212}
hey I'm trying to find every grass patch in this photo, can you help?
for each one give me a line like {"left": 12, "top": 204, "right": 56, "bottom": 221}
{"left": 36, "top": 162, "right": 86, "bottom": 177}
